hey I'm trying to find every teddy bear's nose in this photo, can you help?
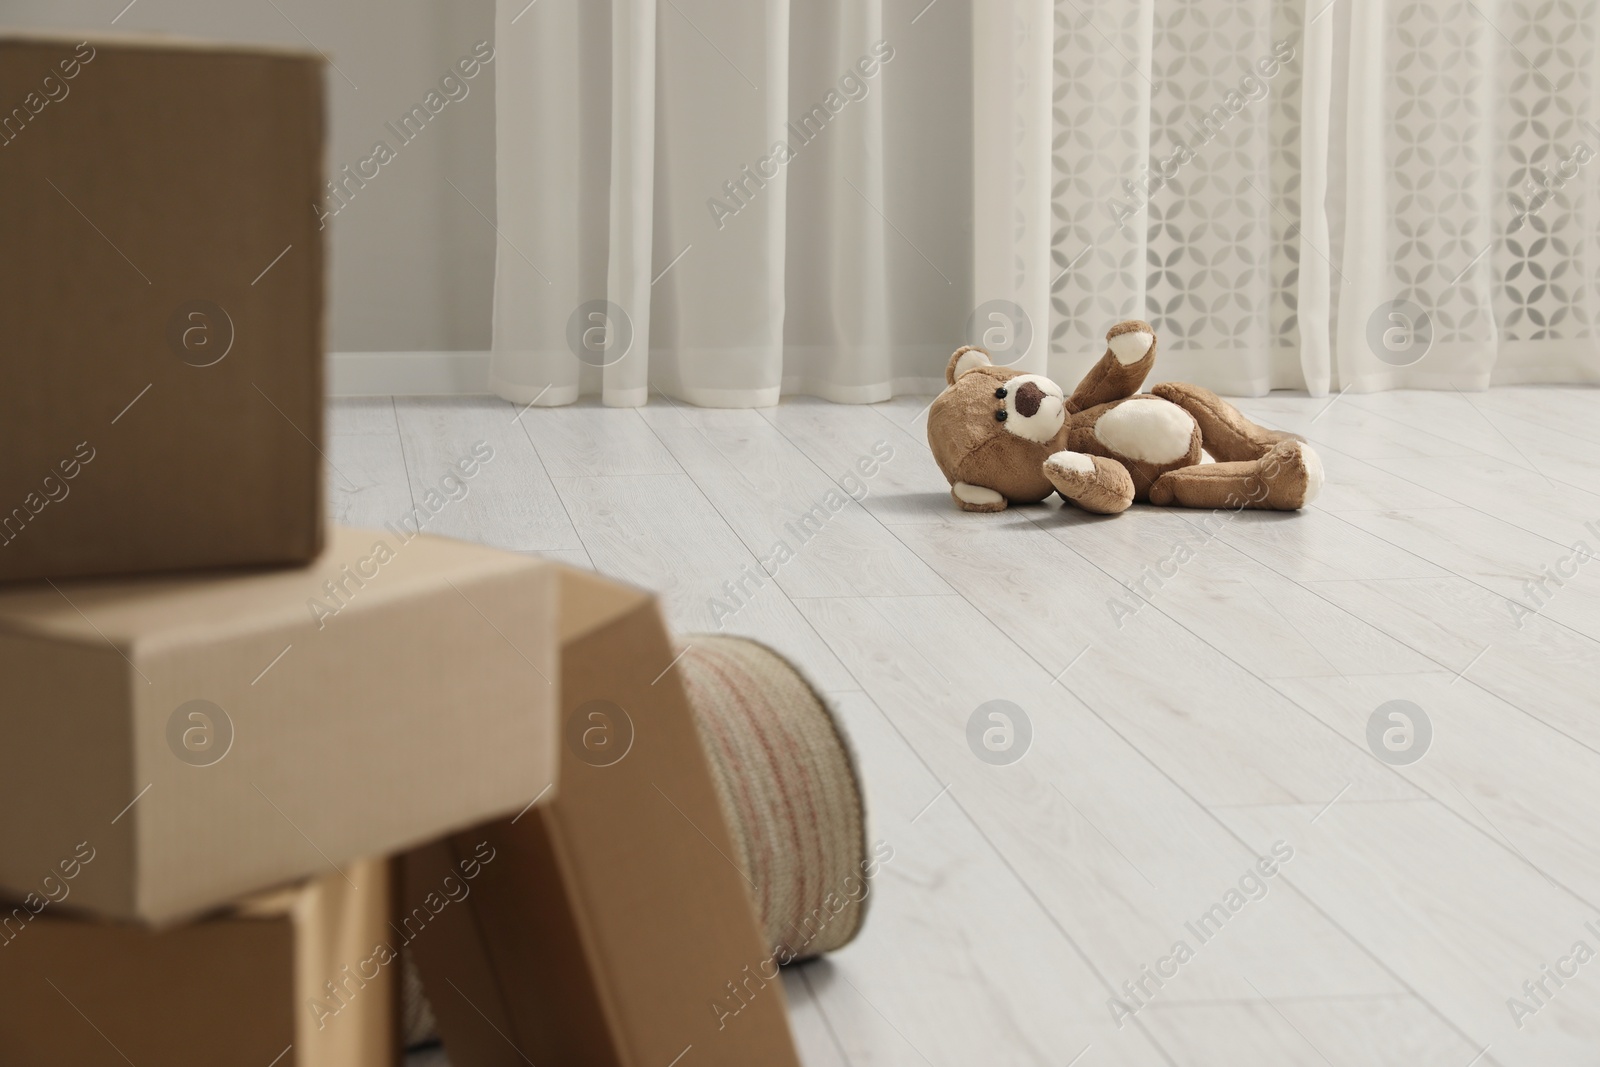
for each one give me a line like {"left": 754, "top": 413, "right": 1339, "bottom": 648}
{"left": 1014, "top": 381, "right": 1046, "bottom": 418}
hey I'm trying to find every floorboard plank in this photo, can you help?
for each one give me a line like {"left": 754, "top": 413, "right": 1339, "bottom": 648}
{"left": 793, "top": 594, "right": 1409, "bottom": 1014}
{"left": 327, "top": 399, "right": 414, "bottom": 531}
{"left": 1141, "top": 997, "right": 1480, "bottom": 1067}
{"left": 1472, "top": 386, "right": 1600, "bottom": 446}
{"left": 641, "top": 404, "right": 952, "bottom": 598}
{"left": 392, "top": 397, "right": 583, "bottom": 552}
{"left": 1221, "top": 800, "right": 1600, "bottom": 1065}
{"left": 517, "top": 401, "right": 682, "bottom": 478}
{"left": 552, "top": 471, "right": 854, "bottom": 690}
{"left": 789, "top": 692, "right": 1172, "bottom": 1066}
{"left": 1304, "top": 575, "right": 1600, "bottom": 753}
{"left": 1363, "top": 452, "right": 1600, "bottom": 541}
{"left": 885, "top": 522, "right": 1420, "bottom": 808}
{"left": 758, "top": 397, "right": 959, "bottom": 526}
{"left": 1269, "top": 671, "right": 1600, "bottom": 909}
{"left": 1336, "top": 507, "right": 1600, "bottom": 642}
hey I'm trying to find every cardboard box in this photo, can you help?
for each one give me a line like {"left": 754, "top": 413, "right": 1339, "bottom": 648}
{"left": 0, "top": 528, "right": 557, "bottom": 925}
{"left": 405, "top": 567, "right": 802, "bottom": 1067}
{"left": 0, "top": 33, "right": 325, "bottom": 582}
{"left": 0, "top": 859, "right": 397, "bottom": 1067}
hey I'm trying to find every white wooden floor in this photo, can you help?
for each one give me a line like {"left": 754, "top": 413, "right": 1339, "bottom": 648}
{"left": 341, "top": 386, "right": 1600, "bottom": 1067}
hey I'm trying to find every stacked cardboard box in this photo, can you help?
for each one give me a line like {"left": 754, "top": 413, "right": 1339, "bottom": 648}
{"left": 1, "top": 32, "right": 325, "bottom": 583}
{"left": 0, "top": 535, "right": 807, "bottom": 1065}
{"left": 1, "top": 860, "right": 399, "bottom": 1067}
{"left": 0, "top": 526, "right": 560, "bottom": 1064}
{"left": 0, "top": 33, "right": 801, "bottom": 1066}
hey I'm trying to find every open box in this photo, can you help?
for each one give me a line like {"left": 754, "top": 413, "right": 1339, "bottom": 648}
{"left": 404, "top": 566, "right": 804, "bottom": 1066}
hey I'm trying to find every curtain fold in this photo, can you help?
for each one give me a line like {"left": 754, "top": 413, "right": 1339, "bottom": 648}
{"left": 1297, "top": 0, "right": 1336, "bottom": 395}
{"left": 973, "top": 0, "right": 1056, "bottom": 378}
{"left": 494, "top": 0, "right": 972, "bottom": 407}
{"left": 603, "top": 0, "right": 657, "bottom": 407}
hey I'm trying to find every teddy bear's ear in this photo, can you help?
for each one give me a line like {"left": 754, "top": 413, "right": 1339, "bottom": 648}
{"left": 946, "top": 346, "right": 992, "bottom": 386}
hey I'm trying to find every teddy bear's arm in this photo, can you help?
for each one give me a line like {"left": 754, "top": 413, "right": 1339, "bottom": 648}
{"left": 1043, "top": 451, "right": 1134, "bottom": 515}
{"left": 1067, "top": 320, "right": 1157, "bottom": 413}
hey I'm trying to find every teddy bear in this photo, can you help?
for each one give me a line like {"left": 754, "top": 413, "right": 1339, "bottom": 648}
{"left": 926, "top": 319, "right": 1323, "bottom": 514}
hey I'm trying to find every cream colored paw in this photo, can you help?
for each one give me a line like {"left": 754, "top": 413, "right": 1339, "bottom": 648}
{"left": 1044, "top": 450, "right": 1095, "bottom": 475}
{"left": 1301, "top": 443, "right": 1325, "bottom": 506}
{"left": 1108, "top": 331, "right": 1154, "bottom": 365}
{"left": 953, "top": 482, "right": 1007, "bottom": 512}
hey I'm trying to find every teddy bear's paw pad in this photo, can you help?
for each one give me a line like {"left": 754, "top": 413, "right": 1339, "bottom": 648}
{"left": 1044, "top": 452, "right": 1134, "bottom": 515}
{"left": 1257, "top": 441, "right": 1324, "bottom": 509}
{"left": 952, "top": 482, "right": 1007, "bottom": 512}
{"left": 1108, "top": 331, "right": 1155, "bottom": 365}
{"left": 1297, "top": 442, "right": 1325, "bottom": 505}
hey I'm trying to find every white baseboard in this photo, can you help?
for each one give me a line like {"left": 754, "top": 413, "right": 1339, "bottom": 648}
{"left": 329, "top": 351, "right": 492, "bottom": 396}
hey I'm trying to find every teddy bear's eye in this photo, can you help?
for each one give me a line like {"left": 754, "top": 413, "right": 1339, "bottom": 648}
{"left": 995, "top": 387, "right": 1007, "bottom": 399}
{"left": 994, "top": 409, "right": 1008, "bottom": 422}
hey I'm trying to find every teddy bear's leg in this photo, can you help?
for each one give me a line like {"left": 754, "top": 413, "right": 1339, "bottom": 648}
{"left": 1043, "top": 452, "right": 1135, "bottom": 514}
{"left": 1148, "top": 440, "right": 1325, "bottom": 511}
{"left": 1066, "top": 320, "right": 1158, "bottom": 412}
{"left": 951, "top": 483, "right": 1008, "bottom": 512}
{"left": 1149, "top": 382, "right": 1306, "bottom": 462}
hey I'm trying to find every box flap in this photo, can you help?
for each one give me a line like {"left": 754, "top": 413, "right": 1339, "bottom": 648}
{"left": 557, "top": 566, "right": 653, "bottom": 645}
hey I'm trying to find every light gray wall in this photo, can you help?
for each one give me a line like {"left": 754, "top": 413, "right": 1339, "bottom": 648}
{"left": 4, "top": 0, "right": 496, "bottom": 352}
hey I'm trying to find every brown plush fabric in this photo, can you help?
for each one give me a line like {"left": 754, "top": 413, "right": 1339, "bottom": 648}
{"left": 1148, "top": 440, "right": 1316, "bottom": 510}
{"left": 928, "top": 358, "right": 1066, "bottom": 505}
{"left": 1067, "top": 319, "right": 1157, "bottom": 412}
{"left": 953, "top": 429, "right": 1062, "bottom": 503}
{"left": 1150, "top": 381, "right": 1306, "bottom": 462}
{"left": 926, "top": 321, "right": 1321, "bottom": 514}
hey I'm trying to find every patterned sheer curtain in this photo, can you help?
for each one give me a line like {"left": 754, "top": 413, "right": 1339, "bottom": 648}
{"left": 1047, "top": 0, "right": 1600, "bottom": 396}
{"left": 489, "top": 0, "right": 1597, "bottom": 407}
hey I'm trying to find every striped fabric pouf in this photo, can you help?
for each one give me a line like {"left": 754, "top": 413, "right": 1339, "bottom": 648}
{"left": 677, "top": 636, "right": 872, "bottom": 960}
{"left": 401, "top": 634, "right": 872, "bottom": 1051}
{"left": 400, "top": 949, "right": 439, "bottom": 1050}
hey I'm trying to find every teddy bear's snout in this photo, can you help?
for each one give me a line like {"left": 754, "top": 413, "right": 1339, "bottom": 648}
{"left": 1014, "top": 381, "right": 1047, "bottom": 418}
{"left": 994, "top": 373, "right": 1066, "bottom": 443}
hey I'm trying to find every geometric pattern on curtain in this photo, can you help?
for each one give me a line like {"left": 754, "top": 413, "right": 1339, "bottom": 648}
{"left": 1048, "top": 0, "right": 1600, "bottom": 395}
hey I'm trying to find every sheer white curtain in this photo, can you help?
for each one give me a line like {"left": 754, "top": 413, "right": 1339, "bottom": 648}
{"left": 490, "top": 0, "right": 1055, "bottom": 407}
{"left": 1047, "top": 0, "right": 1600, "bottom": 396}
{"left": 492, "top": 0, "right": 1599, "bottom": 407}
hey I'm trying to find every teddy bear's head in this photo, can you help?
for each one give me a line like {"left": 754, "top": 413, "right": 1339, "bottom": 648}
{"left": 926, "top": 347, "right": 1068, "bottom": 504}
